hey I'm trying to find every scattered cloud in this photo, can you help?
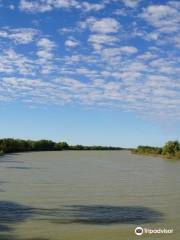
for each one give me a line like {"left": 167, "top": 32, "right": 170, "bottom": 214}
{"left": 19, "top": 0, "right": 80, "bottom": 12}
{"left": 37, "top": 38, "right": 56, "bottom": 49}
{"left": 36, "top": 38, "right": 56, "bottom": 60}
{"left": 122, "top": 0, "right": 140, "bottom": 8}
{"left": 141, "top": 4, "right": 179, "bottom": 33}
{"left": 119, "top": 46, "right": 138, "bottom": 54}
{"left": 82, "top": 17, "right": 120, "bottom": 34}
{"left": 19, "top": 0, "right": 105, "bottom": 13}
{"left": 0, "top": 28, "right": 38, "bottom": 44}
{"left": 88, "top": 34, "right": 118, "bottom": 50}
{"left": 0, "top": 0, "right": 179, "bottom": 122}
{"left": 65, "top": 38, "right": 79, "bottom": 47}
{"left": 139, "top": 2, "right": 180, "bottom": 49}
{"left": 81, "top": 2, "right": 105, "bottom": 12}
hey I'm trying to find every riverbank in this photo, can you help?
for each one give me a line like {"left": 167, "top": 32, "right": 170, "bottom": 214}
{"left": 1, "top": 138, "right": 179, "bottom": 160}
{"left": 132, "top": 141, "right": 180, "bottom": 160}
{"left": 131, "top": 150, "right": 180, "bottom": 160}
{"left": 0, "top": 138, "right": 124, "bottom": 155}
{"left": 0, "top": 151, "right": 4, "bottom": 156}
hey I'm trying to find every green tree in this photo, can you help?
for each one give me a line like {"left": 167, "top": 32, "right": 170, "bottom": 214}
{"left": 55, "top": 142, "right": 69, "bottom": 150}
{"left": 32, "top": 140, "right": 55, "bottom": 151}
{"left": 162, "top": 141, "right": 180, "bottom": 156}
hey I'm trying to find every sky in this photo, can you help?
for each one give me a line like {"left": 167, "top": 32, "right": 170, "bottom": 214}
{"left": 0, "top": 0, "right": 179, "bottom": 147}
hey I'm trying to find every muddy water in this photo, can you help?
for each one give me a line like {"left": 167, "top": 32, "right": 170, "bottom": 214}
{"left": 0, "top": 151, "right": 180, "bottom": 240}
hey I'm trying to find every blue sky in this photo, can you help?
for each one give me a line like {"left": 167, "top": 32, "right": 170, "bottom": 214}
{"left": 0, "top": 0, "right": 179, "bottom": 147}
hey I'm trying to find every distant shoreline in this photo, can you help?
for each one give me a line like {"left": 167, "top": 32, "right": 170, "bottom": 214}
{"left": 0, "top": 138, "right": 124, "bottom": 155}
{"left": 0, "top": 138, "right": 179, "bottom": 160}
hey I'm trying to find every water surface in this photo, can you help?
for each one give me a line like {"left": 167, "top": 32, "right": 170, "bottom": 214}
{"left": 0, "top": 151, "right": 180, "bottom": 239}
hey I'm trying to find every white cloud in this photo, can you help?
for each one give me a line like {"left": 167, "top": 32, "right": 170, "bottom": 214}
{"left": 19, "top": 0, "right": 105, "bottom": 12}
{"left": 87, "top": 17, "right": 120, "bottom": 34}
{"left": 0, "top": 0, "right": 179, "bottom": 122}
{"left": 0, "top": 48, "right": 36, "bottom": 75}
{"left": 19, "top": 0, "right": 80, "bottom": 12}
{"left": 120, "top": 46, "right": 138, "bottom": 54}
{"left": 81, "top": 2, "right": 105, "bottom": 12}
{"left": 65, "top": 38, "right": 79, "bottom": 47}
{"left": 141, "top": 4, "right": 180, "bottom": 33}
{"left": 88, "top": 34, "right": 118, "bottom": 49}
{"left": 37, "top": 38, "right": 56, "bottom": 49}
{"left": 99, "top": 46, "right": 138, "bottom": 62}
{"left": 0, "top": 48, "right": 179, "bottom": 120}
{"left": 0, "top": 28, "right": 38, "bottom": 44}
{"left": 36, "top": 50, "right": 54, "bottom": 59}
{"left": 122, "top": 0, "right": 140, "bottom": 8}
{"left": 36, "top": 38, "right": 56, "bottom": 60}
{"left": 137, "top": 2, "right": 180, "bottom": 49}
{"left": 80, "top": 17, "right": 120, "bottom": 49}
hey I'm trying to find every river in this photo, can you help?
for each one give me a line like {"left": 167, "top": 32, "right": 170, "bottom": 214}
{"left": 0, "top": 150, "right": 180, "bottom": 239}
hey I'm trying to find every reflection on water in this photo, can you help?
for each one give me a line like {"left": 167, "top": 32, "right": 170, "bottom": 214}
{"left": 51, "top": 205, "right": 163, "bottom": 224}
{"left": 0, "top": 235, "right": 49, "bottom": 240}
{"left": 0, "top": 151, "right": 180, "bottom": 240}
{"left": 5, "top": 167, "right": 33, "bottom": 170}
{"left": 0, "top": 201, "right": 33, "bottom": 233}
{"left": 0, "top": 201, "right": 163, "bottom": 233}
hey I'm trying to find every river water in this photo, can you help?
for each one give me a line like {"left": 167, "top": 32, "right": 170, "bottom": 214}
{"left": 0, "top": 151, "right": 180, "bottom": 240}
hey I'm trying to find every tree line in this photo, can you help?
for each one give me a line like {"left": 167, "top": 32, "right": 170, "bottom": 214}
{"left": 0, "top": 138, "right": 123, "bottom": 154}
{"left": 132, "top": 141, "right": 180, "bottom": 159}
